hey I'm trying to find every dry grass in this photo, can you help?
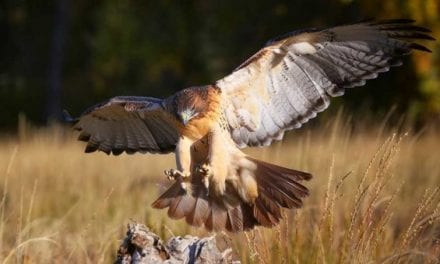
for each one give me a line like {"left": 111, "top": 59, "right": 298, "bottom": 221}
{"left": 0, "top": 113, "right": 439, "bottom": 263}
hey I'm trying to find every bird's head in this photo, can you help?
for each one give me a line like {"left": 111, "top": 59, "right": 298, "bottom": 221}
{"left": 174, "top": 87, "right": 208, "bottom": 126}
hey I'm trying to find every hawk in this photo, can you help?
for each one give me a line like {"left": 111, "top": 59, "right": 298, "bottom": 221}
{"left": 68, "top": 19, "right": 434, "bottom": 232}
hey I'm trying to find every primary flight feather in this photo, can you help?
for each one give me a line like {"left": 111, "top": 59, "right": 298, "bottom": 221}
{"left": 70, "top": 19, "right": 434, "bottom": 232}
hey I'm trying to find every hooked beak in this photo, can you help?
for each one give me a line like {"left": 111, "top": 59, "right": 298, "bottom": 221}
{"left": 182, "top": 116, "right": 190, "bottom": 125}
{"left": 180, "top": 111, "right": 192, "bottom": 125}
{"left": 180, "top": 109, "right": 199, "bottom": 125}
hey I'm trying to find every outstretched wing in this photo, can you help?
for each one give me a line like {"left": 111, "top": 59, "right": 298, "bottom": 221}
{"left": 71, "top": 96, "right": 180, "bottom": 155}
{"left": 216, "top": 19, "right": 434, "bottom": 148}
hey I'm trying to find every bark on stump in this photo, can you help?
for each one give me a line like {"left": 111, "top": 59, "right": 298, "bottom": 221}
{"left": 115, "top": 223, "right": 239, "bottom": 264}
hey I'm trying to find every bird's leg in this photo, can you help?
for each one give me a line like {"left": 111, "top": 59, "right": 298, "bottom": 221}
{"left": 204, "top": 128, "right": 228, "bottom": 196}
{"left": 167, "top": 136, "right": 193, "bottom": 191}
{"left": 196, "top": 163, "right": 213, "bottom": 195}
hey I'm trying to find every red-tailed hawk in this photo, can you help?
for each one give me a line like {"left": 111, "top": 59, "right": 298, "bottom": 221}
{"left": 68, "top": 19, "right": 434, "bottom": 232}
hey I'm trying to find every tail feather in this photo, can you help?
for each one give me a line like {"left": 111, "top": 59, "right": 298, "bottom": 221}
{"left": 258, "top": 192, "right": 282, "bottom": 219}
{"left": 152, "top": 182, "right": 196, "bottom": 220}
{"left": 229, "top": 204, "right": 257, "bottom": 232}
{"left": 253, "top": 199, "right": 279, "bottom": 227}
{"left": 257, "top": 174, "right": 305, "bottom": 208}
{"left": 152, "top": 157, "right": 312, "bottom": 232}
{"left": 205, "top": 203, "right": 228, "bottom": 231}
{"left": 168, "top": 194, "right": 196, "bottom": 220}
{"left": 250, "top": 157, "right": 312, "bottom": 181}
{"left": 273, "top": 173, "right": 310, "bottom": 197}
{"left": 151, "top": 182, "right": 185, "bottom": 209}
{"left": 226, "top": 207, "right": 244, "bottom": 232}
{"left": 185, "top": 194, "right": 210, "bottom": 226}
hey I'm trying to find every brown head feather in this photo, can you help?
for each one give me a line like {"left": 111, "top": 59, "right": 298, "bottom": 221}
{"left": 175, "top": 87, "right": 209, "bottom": 116}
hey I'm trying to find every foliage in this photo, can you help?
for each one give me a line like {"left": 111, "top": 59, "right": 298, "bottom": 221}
{"left": 0, "top": 0, "right": 439, "bottom": 129}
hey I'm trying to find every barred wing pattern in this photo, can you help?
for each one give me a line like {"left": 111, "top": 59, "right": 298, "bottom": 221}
{"left": 73, "top": 96, "right": 179, "bottom": 155}
{"left": 217, "top": 19, "right": 434, "bottom": 148}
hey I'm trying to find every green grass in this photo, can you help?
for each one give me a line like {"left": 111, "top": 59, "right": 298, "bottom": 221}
{"left": 0, "top": 114, "right": 439, "bottom": 263}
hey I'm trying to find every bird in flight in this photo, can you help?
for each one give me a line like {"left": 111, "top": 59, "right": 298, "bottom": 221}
{"left": 68, "top": 19, "right": 434, "bottom": 232}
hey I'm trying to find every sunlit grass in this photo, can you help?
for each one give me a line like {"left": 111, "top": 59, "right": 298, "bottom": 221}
{"left": 0, "top": 113, "right": 439, "bottom": 263}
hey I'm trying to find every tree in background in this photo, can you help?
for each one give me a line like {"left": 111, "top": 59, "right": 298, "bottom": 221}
{"left": 358, "top": 0, "right": 440, "bottom": 122}
{"left": 46, "top": 0, "right": 70, "bottom": 122}
{"left": 0, "top": 0, "right": 438, "bottom": 130}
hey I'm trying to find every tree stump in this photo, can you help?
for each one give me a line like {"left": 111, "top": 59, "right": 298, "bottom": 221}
{"left": 115, "top": 223, "right": 239, "bottom": 264}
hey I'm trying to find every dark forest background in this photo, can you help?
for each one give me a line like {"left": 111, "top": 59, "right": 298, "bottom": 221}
{"left": 1, "top": 0, "right": 439, "bottom": 131}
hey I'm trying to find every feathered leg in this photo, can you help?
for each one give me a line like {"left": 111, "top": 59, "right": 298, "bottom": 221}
{"left": 203, "top": 127, "right": 231, "bottom": 196}
{"left": 166, "top": 136, "right": 194, "bottom": 191}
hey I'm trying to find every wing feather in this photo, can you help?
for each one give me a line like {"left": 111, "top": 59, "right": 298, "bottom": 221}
{"left": 217, "top": 19, "right": 433, "bottom": 147}
{"left": 72, "top": 96, "right": 179, "bottom": 155}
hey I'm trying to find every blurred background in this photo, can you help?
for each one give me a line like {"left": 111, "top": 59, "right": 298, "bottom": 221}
{"left": 1, "top": 1, "right": 440, "bottom": 262}
{"left": 1, "top": 0, "right": 439, "bottom": 131}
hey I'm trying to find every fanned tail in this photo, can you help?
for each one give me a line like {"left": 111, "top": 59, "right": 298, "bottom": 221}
{"left": 248, "top": 157, "right": 311, "bottom": 228}
{"left": 152, "top": 157, "right": 312, "bottom": 232}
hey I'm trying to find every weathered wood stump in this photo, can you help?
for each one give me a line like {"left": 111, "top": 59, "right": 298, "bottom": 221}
{"left": 115, "top": 223, "right": 239, "bottom": 264}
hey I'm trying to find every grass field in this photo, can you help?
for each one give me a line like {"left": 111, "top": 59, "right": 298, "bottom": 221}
{"left": 0, "top": 113, "right": 439, "bottom": 263}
